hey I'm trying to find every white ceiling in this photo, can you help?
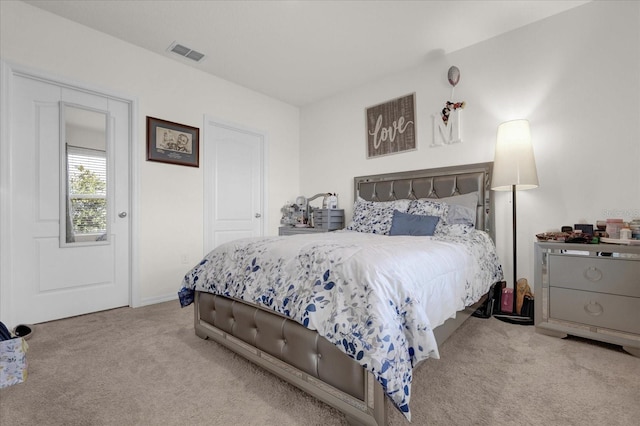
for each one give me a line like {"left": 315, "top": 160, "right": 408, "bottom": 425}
{"left": 23, "top": 0, "right": 590, "bottom": 106}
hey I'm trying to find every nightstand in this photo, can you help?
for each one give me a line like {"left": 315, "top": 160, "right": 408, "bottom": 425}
{"left": 278, "top": 226, "right": 336, "bottom": 236}
{"left": 534, "top": 242, "right": 640, "bottom": 357}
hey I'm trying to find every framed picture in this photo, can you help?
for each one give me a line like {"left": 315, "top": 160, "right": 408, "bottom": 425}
{"left": 365, "top": 93, "right": 416, "bottom": 158}
{"left": 146, "top": 116, "right": 199, "bottom": 167}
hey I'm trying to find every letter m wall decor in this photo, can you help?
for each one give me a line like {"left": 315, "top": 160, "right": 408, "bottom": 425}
{"left": 431, "top": 108, "right": 462, "bottom": 147}
{"left": 365, "top": 93, "right": 416, "bottom": 158}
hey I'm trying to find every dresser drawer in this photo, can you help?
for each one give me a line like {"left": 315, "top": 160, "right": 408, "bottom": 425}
{"left": 549, "top": 287, "right": 640, "bottom": 334}
{"left": 549, "top": 255, "right": 640, "bottom": 297}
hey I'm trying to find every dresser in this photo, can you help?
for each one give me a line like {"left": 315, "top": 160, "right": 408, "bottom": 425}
{"left": 279, "top": 209, "right": 345, "bottom": 236}
{"left": 534, "top": 242, "right": 640, "bottom": 357}
{"left": 278, "top": 226, "right": 335, "bottom": 236}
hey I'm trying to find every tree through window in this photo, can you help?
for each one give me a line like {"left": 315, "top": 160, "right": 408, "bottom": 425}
{"left": 67, "top": 146, "right": 107, "bottom": 237}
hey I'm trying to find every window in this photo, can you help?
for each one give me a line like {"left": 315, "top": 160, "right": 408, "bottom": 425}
{"left": 66, "top": 145, "right": 107, "bottom": 238}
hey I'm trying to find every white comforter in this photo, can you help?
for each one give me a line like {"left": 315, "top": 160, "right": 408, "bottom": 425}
{"left": 179, "top": 229, "right": 503, "bottom": 420}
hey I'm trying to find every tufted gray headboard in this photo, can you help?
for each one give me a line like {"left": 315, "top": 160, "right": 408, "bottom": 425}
{"left": 354, "top": 162, "right": 494, "bottom": 240}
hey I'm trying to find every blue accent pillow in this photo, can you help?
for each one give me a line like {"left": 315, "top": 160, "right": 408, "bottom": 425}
{"left": 388, "top": 210, "right": 440, "bottom": 236}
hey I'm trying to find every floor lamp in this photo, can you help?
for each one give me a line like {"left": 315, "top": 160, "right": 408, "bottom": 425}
{"left": 491, "top": 119, "right": 539, "bottom": 322}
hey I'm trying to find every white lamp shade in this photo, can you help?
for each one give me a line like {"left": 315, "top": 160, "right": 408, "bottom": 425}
{"left": 491, "top": 119, "right": 539, "bottom": 191}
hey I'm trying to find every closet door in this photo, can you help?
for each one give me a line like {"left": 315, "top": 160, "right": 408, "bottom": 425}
{"left": 6, "top": 73, "right": 131, "bottom": 325}
{"left": 204, "top": 117, "right": 265, "bottom": 252}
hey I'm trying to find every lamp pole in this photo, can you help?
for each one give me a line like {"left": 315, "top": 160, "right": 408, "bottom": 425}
{"left": 512, "top": 184, "right": 517, "bottom": 314}
{"left": 491, "top": 119, "right": 538, "bottom": 323}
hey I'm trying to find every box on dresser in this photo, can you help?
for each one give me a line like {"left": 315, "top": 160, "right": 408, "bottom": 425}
{"left": 534, "top": 242, "right": 640, "bottom": 357}
{"left": 312, "top": 209, "right": 344, "bottom": 230}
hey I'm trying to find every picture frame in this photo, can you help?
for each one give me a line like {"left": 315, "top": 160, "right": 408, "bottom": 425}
{"left": 146, "top": 116, "right": 199, "bottom": 167}
{"left": 365, "top": 93, "right": 416, "bottom": 158}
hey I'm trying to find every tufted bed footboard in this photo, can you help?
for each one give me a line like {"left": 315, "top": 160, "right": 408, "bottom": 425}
{"left": 194, "top": 290, "right": 487, "bottom": 425}
{"left": 194, "top": 291, "right": 386, "bottom": 425}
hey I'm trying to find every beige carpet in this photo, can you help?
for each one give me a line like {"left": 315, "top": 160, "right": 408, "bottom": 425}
{"left": 1, "top": 301, "right": 638, "bottom": 425}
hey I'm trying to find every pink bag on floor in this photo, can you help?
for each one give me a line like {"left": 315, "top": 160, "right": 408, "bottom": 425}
{"left": 501, "top": 288, "right": 513, "bottom": 313}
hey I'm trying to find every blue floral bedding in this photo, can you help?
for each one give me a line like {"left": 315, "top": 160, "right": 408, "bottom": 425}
{"left": 178, "top": 230, "right": 503, "bottom": 420}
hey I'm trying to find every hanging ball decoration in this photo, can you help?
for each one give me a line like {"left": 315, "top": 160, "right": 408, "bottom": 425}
{"left": 447, "top": 66, "right": 460, "bottom": 87}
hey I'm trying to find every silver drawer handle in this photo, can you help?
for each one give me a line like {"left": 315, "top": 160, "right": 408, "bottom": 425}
{"left": 583, "top": 266, "right": 602, "bottom": 282}
{"left": 584, "top": 301, "right": 603, "bottom": 316}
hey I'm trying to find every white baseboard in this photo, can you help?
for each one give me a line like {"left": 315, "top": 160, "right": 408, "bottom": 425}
{"left": 138, "top": 293, "right": 178, "bottom": 307}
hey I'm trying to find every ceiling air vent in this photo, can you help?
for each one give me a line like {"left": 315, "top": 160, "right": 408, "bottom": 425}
{"left": 168, "top": 42, "right": 205, "bottom": 62}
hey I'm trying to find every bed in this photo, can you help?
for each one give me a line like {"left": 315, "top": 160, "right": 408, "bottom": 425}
{"left": 178, "top": 162, "right": 503, "bottom": 425}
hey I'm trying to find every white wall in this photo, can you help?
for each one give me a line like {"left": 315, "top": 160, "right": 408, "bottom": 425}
{"left": 300, "top": 1, "right": 640, "bottom": 287}
{"left": 0, "top": 1, "right": 300, "bottom": 304}
{"left": 2, "top": 1, "right": 638, "bottom": 305}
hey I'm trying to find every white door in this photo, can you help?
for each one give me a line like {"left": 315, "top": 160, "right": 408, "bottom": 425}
{"left": 5, "top": 71, "right": 131, "bottom": 325}
{"left": 204, "top": 117, "right": 265, "bottom": 253}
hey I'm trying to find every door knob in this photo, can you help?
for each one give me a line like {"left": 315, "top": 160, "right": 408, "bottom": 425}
{"left": 118, "top": 212, "right": 127, "bottom": 218}
{"left": 255, "top": 213, "right": 261, "bottom": 218}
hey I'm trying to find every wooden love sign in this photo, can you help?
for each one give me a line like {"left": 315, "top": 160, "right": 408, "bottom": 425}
{"left": 366, "top": 93, "right": 416, "bottom": 158}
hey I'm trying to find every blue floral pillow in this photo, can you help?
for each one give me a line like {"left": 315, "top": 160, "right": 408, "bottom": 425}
{"left": 436, "top": 223, "right": 475, "bottom": 237}
{"left": 408, "top": 199, "right": 452, "bottom": 235}
{"left": 407, "top": 199, "right": 449, "bottom": 221}
{"left": 409, "top": 198, "right": 478, "bottom": 236}
{"left": 346, "top": 198, "right": 410, "bottom": 234}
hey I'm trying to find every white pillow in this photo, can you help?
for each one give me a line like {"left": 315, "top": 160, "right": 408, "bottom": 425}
{"left": 438, "top": 192, "right": 479, "bottom": 227}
